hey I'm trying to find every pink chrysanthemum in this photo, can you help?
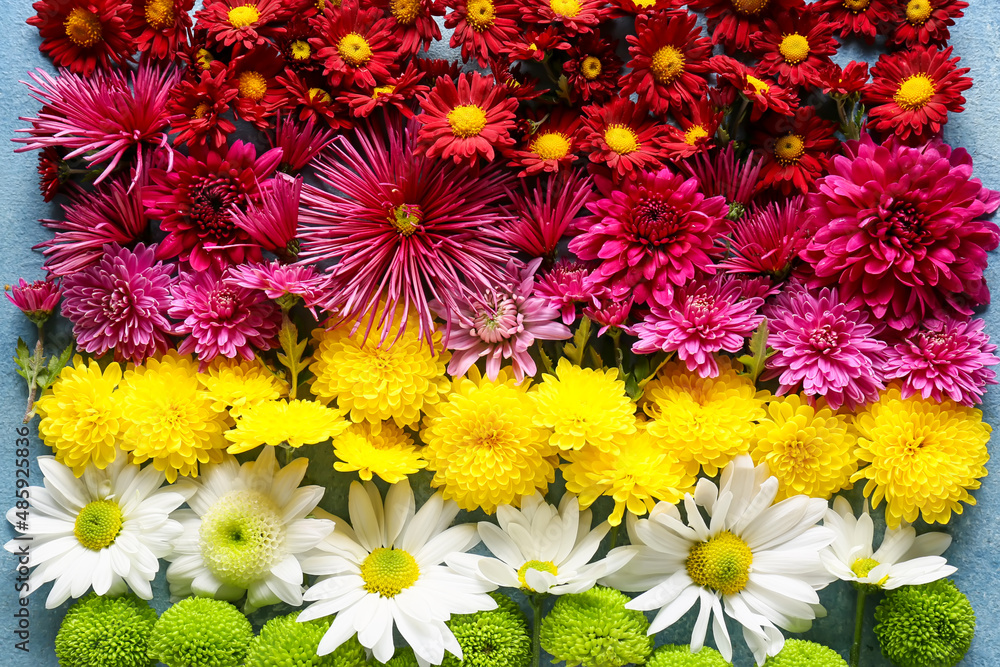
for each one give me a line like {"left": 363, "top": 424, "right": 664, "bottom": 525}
{"left": 632, "top": 277, "right": 764, "bottom": 377}
{"left": 230, "top": 172, "right": 301, "bottom": 260}
{"left": 61, "top": 243, "right": 174, "bottom": 364}
{"left": 679, "top": 144, "right": 762, "bottom": 220}
{"left": 309, "top": 0, "right": 399, "bottom": 89}
{"left": 800, "top": 136, "right": 1000, "bottom": 331}
{"left": 883, "top": 317, "right": 999, "bottom": 406}
{"left": 535, "top": 260, "right": 604, "bottom": 326}
{"left": 5, "top": 278, "right": 61, "bottom": 324}
{"left": 584, "top": 295, "right": 635, "bottom": 335}
{"left": 28, "top": 0, "right": 136, "bottom": 75}
{"left": 226, "top": 261, "right": 328, "bottom": 307}
{"left": 432, "top": 259, "right": 571, "bottom": 381}
{"left": 569, "top": 167, "right": 730, "bottom": 306}
{"left": 270, "top": 113, "right": 336, "bottom": 173}
{"left": 766, "top": 286, "right": 886, "bottom": 410}
{"left": 719, "top": 197, "right": 813, "bottom": 280}
{"left": 498, "top": 172, "right": 594, "bottom": 260}
{"left": 168, "top": 265, "right": 280, "bottom": 363}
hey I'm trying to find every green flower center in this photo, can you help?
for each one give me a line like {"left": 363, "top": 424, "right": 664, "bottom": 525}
{"left": 199, "top": 490, "right": 285, "bottom": 588}
{"left": 361, "top": 548, "right": 420, "bottom": 597}
{"left": 686, "top": 531, "right": 753, "bottom": 595}
{"left": 390, "top": 204, "right": 422, "bottom": 236}
{"left": 74, "top": 500, "right": 123, "bottom": 551}
{"left": 517, "top": 559, "right": 559, "bottom": 590}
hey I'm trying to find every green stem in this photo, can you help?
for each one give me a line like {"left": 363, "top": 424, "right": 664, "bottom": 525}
{"left": 850, "top": 588, "right": 867, "bottom": 667}
{"left": 608, "top": 523, "right": 620, "bottom": 550}
{"left": 531, "top": 594, "right": 544, "bottom": 667}
{"left": 728, "top": 98, "right": 749, "bottom": 141}
{"left": 22, "top": 324, "right": 45, "bottom": 424}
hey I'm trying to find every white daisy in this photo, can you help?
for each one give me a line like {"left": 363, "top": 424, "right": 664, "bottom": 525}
{"left": 447, "top": 491, "right": 634, "bottom": 595}
{"left": 601, "top": 455, "right": 836, "bottom": 666}
{"left": 821, "top": 495, "right": 956, "bottom": 590}
{"left": 165, "top": 446, "right": 334, "bottom": 612}
{"left": 298, "top": 479, "right": 497, "bottom": 666}
{"left": 3, "top": 451, "right": 189, "bottom": 609}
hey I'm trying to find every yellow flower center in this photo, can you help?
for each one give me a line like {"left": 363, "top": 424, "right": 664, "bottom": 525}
{"left": 466, "top": 0, "right": 495, "bottom": 31}
{"left": 64, "top": 8, "right": 103, "bottom": 48}
{"left": 530, "top": 131, "right": 571, "bottom": 160}
{"left": 746, "top": 75, "right": 770, "bottom": 95}
{"left": 144, "top": 0, "right": 175, "bottom": 30}
{"left": 774, "top": 133, "right": 805, "bottom": 164}
{"left": 196, "top": 48, "right": 214, "bottom": 69}
{"left": 650, "top": 45, "right": 685, "bottom": 85}
{"left": 373, "top": 85, "right": 396, "bottom": 98}
{"left": 604, "top": 125, "right": 639, "bottom": 155}
{"left": 686, "top": 531, "right": 753, "bottom": 596}
{"left": 841, "top": 0, "right": 870, "bottom": 11}
{"left": 361, "top": 547, "right": 420, "bottom": 597}
{"left": 634, "top": 0, "right": 656, "bottom": 6}
{"left": 193, "top": 102, "right": 211, "bottom": 119}
{"left": 309, "top": 87, "right": 332, "bottom": 103}
{"left": 779, "top": 33, "right": 810, "bottom": 65}
{"left": 851, "top": 557, "right": 879, "bottom": 578}
{"left": 238, "top": 70, "right": 268, "bottom": 101}
{"left": 74, "top": 500, "right": 123, "bottom": 551}
{"left": 580, "top": 55, "right": 602, "bottom": 80}
{"left": 684, "top": 125, "right": 709, "bottom": 145}
{"left": 906, "top": 0, "right": 933, "bottom": 24}
{"left": 448, "top": 104, "right": 488, "bottom": 138}
{"left": 731, "top": 0, "right": 769, "bottom": 15}
{"left": 227, "top": 4, "right": 259, "bottom": 28}
{"left": 338, "top": 32, "right": 373, "bottom": 67}
{"left": 894, "top": 74, "right": 935, "bottom": 110}
{"left": 390, "top": 0, "right": 421, "bottom": 24}
{"left": 290, "top": 39, "right": 311, "bottom": 60}
{"left": 549, "top": 0, "right": 581, "bottom": 18}
{"left": 517, "top": 559, "right": 559, "bottom": 590}
{"left": 390, "top": 204, "right": 422, "bottom": 236}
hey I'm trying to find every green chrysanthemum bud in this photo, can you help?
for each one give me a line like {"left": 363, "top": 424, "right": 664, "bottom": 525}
{"left": 148, "top": 597, "right": 254, "bottom": 667}
{"left": 647, "top": 644, "right": 732, "bottom": 666}
{"left": 246, "top": 612, "right": 366, "bottom": 667}
{"left": 442, "top": 592, "right": 532, "bottom": 667}
{"left": 55, "top": 593, "right": 158, "bottom": 667}
{"left": 763, "top": 640, "right": 847, "bottom": 667}
{"left": 874, "top": 580, "right": 976, "bottom": 667}
{"left": 373, "top": 647, "right": 420, "bottom": 667}
{"left": 540, "top": 586, "right": 653, "bottom": 667}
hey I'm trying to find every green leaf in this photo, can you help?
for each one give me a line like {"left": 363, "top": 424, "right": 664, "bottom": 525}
{"left": 37, "top": 342, "right": 74, "bottom": 392}
{"left": 736, "top": 319, "right": 775, "bottom": 384}
{"left": 13, "top": 338, "right": 33, "bottom": 383}
{"left": 536, "top": 341, "right": 555, "bottom": 375}
{"left": 562, "top": 317, "right": 592, "bottom": 367}
{"left": 587, "top": 346, "right": 604, "bottom": 370}
{"left": 276, "top": 321, "right": 309, "bottom": 398}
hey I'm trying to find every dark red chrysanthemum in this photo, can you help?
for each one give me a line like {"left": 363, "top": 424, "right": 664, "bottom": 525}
{"left": 621, "top": 10, "right": 713, "bottom": 116}
{"left": 811, "top": 0, "right": 896, "bottom": 41}
{"left": 688, "top": 0, "right": 805, "bottom": 51}
{"left": 581, "top": 98, "right": 671, "bottom": 182}
{"left": 127, "top": 0, "right": 192, "bottom": 59}
{"left": 820, "top": 60, "right": 869, "bottom": 97}
{"left": 501, "top": 26, "right": 571, "bottom": 62}
{"left": 195, "top": 0, "right": 286, "bottom": 52}
{"left": 228, "top": 48, "right": 285, "bottom": 130}
{"left": 890, "top": 0, "right": 967, "bottom": 48}
{"left": 276, "top": 69, "right": 353, "bottom": 130}
{"left": 489, "top": 60, "right": 545, "bottom": 103}
{"left": 562, "top": 32, "right": 623, "bottom": 104}
{"left": 443, "top": 0, "right": 520, "bottom": 67}
{"left": 166, "top": 63, "right": 238, "bottom": 150}
{"left": 28, "top": 0, "right": 136, "bottom": 75}
{"left": 339, "top": 61, "right": 429, "bottom": 120}
{"left": 373, "top": 0, "right": 442, "bottom": 56}
{"left": 660, "top": 98, "right": 723, "bottom": 159}
{"left": 753, "top": 107, "right": 839, "bottom": 196}
{"left": 711, "top": 54, "right": 798, "bottom": 121}
{"left": 37, "top": 147, "right": 69, "bottom": 202}
{"left": 309, "top": 0, "right": 400, "bottom": 88}
{"left": 608, "top": 0, "right": 684, "bottom": 17}
{"left": 521, "top": 0, "right": 607, "bottom": 36}
{"left": 505, "top": 108, "right": 584, "bottom": 177}
{"left": 275, "top": 17, "right": 320, "bottom": 73}
{"left": 752, "top": 8, "right": 838, "bottom": 89}
{"left": 864, "top": 46, "right": 971, "bottom": 144}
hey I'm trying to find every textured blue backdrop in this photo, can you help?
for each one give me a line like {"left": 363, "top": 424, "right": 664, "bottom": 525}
{"left": 1, "top": 3, "right": 999, "bottom": 666}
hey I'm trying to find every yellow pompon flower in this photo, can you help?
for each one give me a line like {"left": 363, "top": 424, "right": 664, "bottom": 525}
{"left": 562, "top": 422, "right": 695, "bottom": 526}
{"left": 332, "top": 421, "right": 426, "bottom": 483}
{"left": 530, "top": 357, "right": 637, "bottom": 453}
{"left": 421, "top": 367, "right": 556, "bottom": 514}
{"left": 225, "top": 399, "right": 350, "bottom": 454}
{"left": 309, "top": 309, "right": 451, "bottom": 432}
{"left": 643, "top": 358, "right": 768, "bottom": 477}
{"left": 117, "top": 351, "right": 230, "bottom": 483}
{"left": 750, "top": 394, "right": 857, "bottom": 501}
{"left": 198, "top": 357, "right": 286, "bottom": 418}
{"left": 36, "top": 355, "right": 123, "bottom": 476}
{"left": 851, "top": 386, "right": 990, "bottom": 528}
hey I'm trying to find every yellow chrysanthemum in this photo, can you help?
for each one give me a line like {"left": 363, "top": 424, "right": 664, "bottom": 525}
{"left": 36, "top": 356, "right": 123, "bottom": 476}
{"left": 851, "top": 386, "right": 990, "bottom": 528}
{"left": 421, "top": 368, "right": 556, "bottom": 514}
{"left": 332, "top": 421, "right": 426, "bottom": 483}
{"left": 225, "top": 399, "right": 350, "bottom": 454}
{"left": 530, "top": 358, "right": 637, "bottom": 453}
{"left": 198, "top": 357, "right": 286, "bottom": 418}
{"left": 562, "top": 422, "right": 695, "bottom": 526}
{"left": 309, "top": 310, "right": 451, "bottom": 431}
{"left": 117, "top": 351, "right": 230, "bottom": 482}
{"left": 643, "top": 358, "right": 768, "bottom": 477}
{"left": 750, "top": 394, "right": 857, "bottom": 501}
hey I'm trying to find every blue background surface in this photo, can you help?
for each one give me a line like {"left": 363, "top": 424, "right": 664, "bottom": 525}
{"left": 1, "top": 3, "right": 999, "bottom": 666}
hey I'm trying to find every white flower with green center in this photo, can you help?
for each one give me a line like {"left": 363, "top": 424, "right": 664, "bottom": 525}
{"left": 601, "top": 455, "right": 836, "bottom": 666}
{"left": 820, "top": 496, "right": 956, "bottom": 591}
{"left": 447, "top": 492, "right": 635, "bottom": 595}
{"left": 299, "top": 479, "right": 498, "bottom": 665}
{"left": 3, "top": 451, "right": 189, "bottom": 609}
{"left": 165, "top": 446, "right": 334, "bottom": 612}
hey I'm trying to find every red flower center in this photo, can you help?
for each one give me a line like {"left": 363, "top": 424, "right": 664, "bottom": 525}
{"left": 631, "top": 199, "right": 683, "bottom": 246}
{"left": 64, "top": 8, "right": 103, "bottom": 48}
{"left": 871, "top": 201, "right": 929, "bottom": 250}
{"left": 190, "top": 181, "right": 240, "bottom": 239}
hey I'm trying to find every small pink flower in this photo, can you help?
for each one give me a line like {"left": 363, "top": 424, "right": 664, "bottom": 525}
{"left": 534, "top": 260, "right": 604, "bottom": 326}
{"left": 6, "top": 278, "right": 61, "bottom": 324}
{"left": 226, "top": 261, "right": 329, "bottom": 312}
{"left": 584, "top": 295, "right": 635, "bottom": 336}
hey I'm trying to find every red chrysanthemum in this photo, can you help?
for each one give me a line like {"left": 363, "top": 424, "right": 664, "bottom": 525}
{"left": 521, "top": 0, "right": 607, "bottom": 36}
{"left": 127, "top": 0, "right": 192, "bottom": 59}
{"left": 415, "top": 72, "right": 518, "bottom": 165}
{"left": 820, "top": 60, "right": 869, "bottom": 97}
{"left": 719, "top": 197, "right": 813, "bottom": 280}
{"left": 890, "top": 0, "right": 967, "bottom": 48}
{"left": 688, "top": 0, "right": 805, "bottom": 51}
{"left": 489, "top": 60, "right": 545, "bottom": 104}
{"left": 499, "top": 171, "right": 594, "bottom": 259}
{"left": 36, "top": 147, "right": 69, "bottom": 202}
{"left": 608, "top": 0, "right": 684, "bottom": 16}
{"left": 752, "top": 9, "right": 838, "bottom": 89}
{"left": 229, "top": 48, "right": 285, "bottom": 130}
{"left": 753, "top": 107, "right": 839, "bottom": 196}
{"left": 662, "top": 99, "right": 723, "bottom": 161}
{"left": 811, "top": 0, "right": 896, "bottom": 41}
{"left": 581, "top": 98, "right": 671, "bottom": 182}
{"left": 443, "top": 0, "right": 520, "bottom": 67}
{"left": 195, "top": 0, "right": 286, "bottom": 52}
{"left": 167, "top": 64, "right": 238, "bottom": 149}
{"left": 561, "top": 32, "right": 623, "bottom": 104}
{"left": 501, "top": 26, "right": 571, "bottom": 62}
{"left": 864, "top": 45, "right": 971, "bottom": 144}
{"left": 28, "top": 0, "right": 136, "bottom": 75}
{"left": 504, "top": 108, "right": 584, "bottom": 177}
{"left": 309, "top": 0, "right": 400, "bottom": 88}
{"left": 276, "top": 69, "right": 353, "bottom": 130}
{"left": 621, "top": 10, "right": 712, "bottom": 116}
{"left": 340, "top": 61, "right": 429, "bottom": 120}
{"left": 373, "top": 0, "right": 442, "bottom": 56}
{"left": 711, "top": 55, "right": 798, "bottom": 121}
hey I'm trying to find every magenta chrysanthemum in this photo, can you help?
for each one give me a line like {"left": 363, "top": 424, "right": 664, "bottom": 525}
{"left": 883, "top": 317, "right": 999, "bottom": 406}
{"left": 584, "top": 295, "right": 634, "bottom": 335}
{"left": 168, "top": 265, "right": 280, "bottom": 363}
{"left": 766, "top": 286, "right": 886, "bottom": 410}
{"left": 535, "top": 259, "right": 603, "bottom": 326}
{"left": 568, "top": 167, "right": 730, "bottom": 306}
{"left": 271, "top": 113, "right": 336, "bottom": 173}
{"left": 632, "top": 277, "right": 764, "bottom": 377}
{"left": 230, "top": 172, "right": 301, "bottom": 260}
{"left": 679, "top": 144, "right": 762, "bottom": 220}
{"left": 498, "top": 172, "right": 594, "bottom": 260}
{"left": 432, "top": 259, "right": 571, "bottom": 381}
{"left": 60, "top": 243, "right": 175, "bottom": 364}
{"left": 226, "top": 261, "right": 328, "bottom": 307}
{"left": 719, "top": 197, "right": 813, "bottom": 280}
{"left": 5, "top": 278, "right": 61, "bottom": 324}
{"left": 801, "top": 135, "right": 1000, "bottom": 331}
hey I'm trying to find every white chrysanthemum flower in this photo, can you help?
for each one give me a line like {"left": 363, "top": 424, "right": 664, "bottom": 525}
{"left": 601, "top": 455, "right": 836, "bottom": 666}
{"left": 3, "top": 451, "right": 189, "bottom": 609}
{"left": 821, "top": 495, "right": 956, "bottom": 590}
{"left": 299, "top": 479, "right": 498, "bottom": 666}
{"left": 447, "top": 492, "right": 634, "bottom": 595}
{"left": 165, "top": 446, "right": 334, "bottom": 612}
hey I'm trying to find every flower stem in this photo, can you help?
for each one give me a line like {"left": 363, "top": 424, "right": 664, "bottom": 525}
{"left": 850, "top": 588, "right": 867, "bottom": 667}
{"left": 608, "top": 523, "right": 620, "bottom": 550}
{"left": 22, "top": 324, "right": 45, "bottom": 424}
{"left": 530, "top": 593, "right": 544, "bottom": 667}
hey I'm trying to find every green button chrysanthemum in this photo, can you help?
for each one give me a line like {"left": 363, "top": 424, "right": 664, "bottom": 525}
{"left": 442, "top": 592, "right": 532, "bottom": 667}
{"left": 540, "top": 586, "right": 653, "bottom": 667}
{"left": 647, "top": 644, "right": 732, "bottom": 667}
{"left": 147, "top": 597, "right": 253, "bottom": 667}
{"left": 55, "top": 593, "right": 157, "bottom": 667}
{"left": 246, "top": 612, "right": 366, "bottom": 667}
{"left": 874, "top": 579, "right": 976, "bottom": 667}
{"left": 763, "top": 640, "right": 847, "bottom": 667}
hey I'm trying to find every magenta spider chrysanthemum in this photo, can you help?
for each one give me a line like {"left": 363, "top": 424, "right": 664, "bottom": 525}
{"left": 498, "top": 172, "right": 594, "bottom": 261}
{"left": 632, "top": 277, "right": 764, "bottom": 377}
{"left": 432, "top": 259, "right": 571, "bottom": 382}
{"left": 60, "top": 243, "right": 175, "bottom": 364}
{"left": 884, "top": 317, "right": 999, "bottom": 406}
{"left": 230, "top": 172, "right": 301, "bottom": 260}
{"left": 168, "top": 265, "right": 281, "bottom": 364}
{"left": 719, "top": 197, "right": 814, "bottom": 280}
{"left": 226, "top": 261, "right": 329, "bottom": 309}
{"left": 679, "top": 144, "right": 762, "bottom": 220}
{"left": 766, "top": 286, "right": 886, "bottom": 410}
{"left": 270, "top": 113, "right": 336, "bottom": 173}
{"left": 297, "top": 118, "right": 515, "bottom": 347}
{"left": 534, "top": 259, "right": 604, "bottom": 326}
